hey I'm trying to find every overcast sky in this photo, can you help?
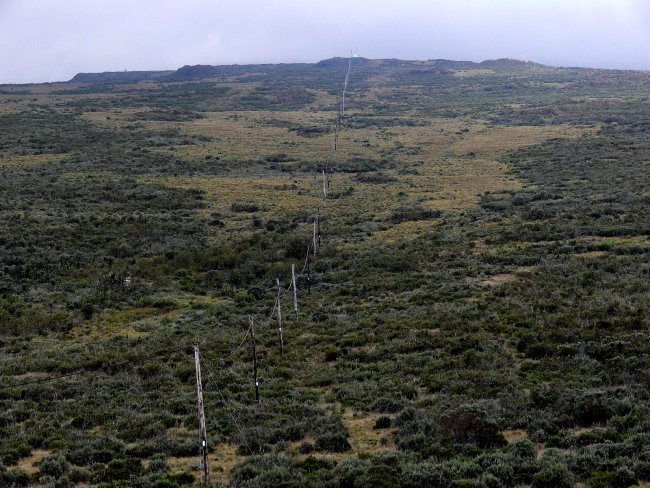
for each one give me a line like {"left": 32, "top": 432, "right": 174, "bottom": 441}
{"left": 1, "top": 0, "right": 649, "bottom": 83}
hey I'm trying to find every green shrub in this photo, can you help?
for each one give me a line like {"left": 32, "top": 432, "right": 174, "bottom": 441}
{"left": 331, "top": 458, "right": 371, "bottom": 488}
{"left": 508, "top": 439, "right": 538, "bottom": 483}
{"left": 449, "top": 480, "right": 477, "bottom": 488}
{"left": 354, "top": 464, "right": 400, "bottom": 488}
{"left": 440, "top": 405, "right": 507, "bottom": 449}
{"left": 531, "top": 463, "right": 574, "bottom": 488}
{"left": 0, "top": 468, "right": 30, "bottom": 486}
{"left": 293, "top": 456, "right": 334, "bottom": 474}
{"left": 399, "top": 462, "right": 447, "bottom": 487}
{"left": 101, "top": 458, "right": 142, "bottom": 482}
{"left": 374, "top": 416, "right": 392, "bottom": 429}
{"left": 38, "top": 454, "right": 69, "bottom": 479}
{"left": 314, "top": 432, "right": 351, "bottom": 453}
{"left": 298, "top": 442, "right": 314, "bottom": 454}
{"left": 585, "top": 467, "right": 637, "bottom": 488}
{"left": 170, "top": 471, "right": 195, "bottom": 484}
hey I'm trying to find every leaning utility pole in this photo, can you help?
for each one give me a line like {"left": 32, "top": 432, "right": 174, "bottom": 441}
{"left": 291, "top": 264, "right": 298, "bottom": 318}
{"left": 276, "top": 278, "right": 284, "bottom": 355}
{"left": 249, "top": 317, "right": 260, "bottom": 402}
{"left": 193, "top": 346, "right": 210, "bottom": 485}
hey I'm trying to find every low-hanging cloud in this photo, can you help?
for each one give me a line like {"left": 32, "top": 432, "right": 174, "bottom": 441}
{"left": 1, "top": 0, "right": 649, "bottom": 83}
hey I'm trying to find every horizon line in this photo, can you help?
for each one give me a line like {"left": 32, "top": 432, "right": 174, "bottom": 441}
{"left": 2, "top": 56, "right": 650, "bottom": 86}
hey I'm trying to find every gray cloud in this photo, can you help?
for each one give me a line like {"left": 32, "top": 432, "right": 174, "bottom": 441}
{"left": 1, "top": 0, "right": 649, "bottom": 83}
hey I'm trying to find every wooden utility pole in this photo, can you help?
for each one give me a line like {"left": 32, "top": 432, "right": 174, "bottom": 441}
{"left": 306, "top": 252, "right": 311, "bottom": 295}
{"left": 343, "top": 52, "right": 351, "bottom": 113}
{"left": 313, "top": 219, "right": 317, "bottom": 255}
{"left": 291, "top": 264, "right": 298, "bottom": 318}
{"left": 249, "top": 317, "right": 259, "bottom": 402}
{"left": 334, "top": 118, "right": 339, "bottom": 151}
{"left": 322, "top": 170, "right": 328, "bottom": 201}
{"left": 276, "top": 278, "right": 284, "bottom": 354}
{"left": 193, "top": 346, "right": 210, "bottom": 485}
{"left": 317, "top": 208, "right": 321, "bottom": 247}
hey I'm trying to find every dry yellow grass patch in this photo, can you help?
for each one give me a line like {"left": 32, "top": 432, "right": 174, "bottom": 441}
{"left": 316, "top": 389, "right": 396, "bottom": 458}
{"left": 81, "top": 108, "right": 143, "bottom": 125}
{"left": 364, "top": 79, "right": 395, "bottom": 100}
{"left": 18, "top": 450, "right": 50, "bottom": 475}
{"left": 306, "top": 88, "right": 340, "bottom": 109}
{"left": 145, "top": 111, "right": 594, "bottom": 245}
{"left": 166, "top": 457, "right": 197, "bottom": 474}
{"left": 452, "top": 69, "right": 495, "bottom": 78}
{"left": 148, "top": 115, "right": 596, "bottom": 253}
{"left": 10, "top": 371, "right": 56, "bottom": 382}
{"left": 144, "top": 173, "right": 324, "bottom": 237}
{"left": 289, "top": 411, "right": 396, "bottom": 465}
{"left": 472, "top": 238, "right": 491, "bottom": 254}
{"left": 481, "top": 273, "right": 518, "bottom": 287}
{"left": 501, "top": 430, "right": 527, "bottom": 444}
{"left": 390, "top": 123, "right": 588, "bottom": 213}
{"left": 167, "top": 443, "right": 244, "bottom": 486}
{"left": 446, "top": 124, "right": 590, "bottom": 157}
{"left": 84, "top": 307, "right": 163, "bottom": 339}
{"left": 342, "top": 410, "right": 396, "bottom": 455}
{"left": 0, "top": 153, "right": 67, "bottom": 168}
{"left": 417, "top": 328, "right": 441, "bottom": 336}
{"left": 481, "top": 266, "right": 536, "bottom": 287}
{"left": 353, "top": 120, "right": 591, "bottom": 216}
{"left": 582, "top": 235, "right": 650, "bottom": 247}
{"left": 178, "top": 110, "right": 340, "bottom": 163}
{"left": 415, "top": 158, "right": 520, "bottom": 211}
{"left": 575, "top": 250, "right": 608, "bottom": 259}
{"left": 366, "top": 219, "right": 442, "bottom": 245}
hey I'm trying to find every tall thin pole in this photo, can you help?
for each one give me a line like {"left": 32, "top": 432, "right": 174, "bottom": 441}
{"left": 322, "top": 170, "right": 327, "bottom": 201}
{"left": 313, "top": 219, "right": 317, "bottom": 255}
{"left": 317, "top": 208, "right": 321, "bottom": 248}
{"left": 334, "top": 117, "right": 339, "bottom": 151}
{"left": 276, "top": 278, "right": 284, "bottom": 354}
{"left": 194, "top": 346, "right": 210, "bottom": 485}
{"left": 291, "top": 263, "right": 298, "bottom": 318}
{"left": 343, "top": 52, "right": 352, "bottom": 113}
{"left": 306, "top": 252, "right": 311, "bottom": 295}
{"left": 249, "top": 317, "right": 259, "bottom": 402}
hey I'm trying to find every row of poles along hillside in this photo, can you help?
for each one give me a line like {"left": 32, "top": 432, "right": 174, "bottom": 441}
{"left": 0, "top": 55, "right": 356, "bottom": 485}
{"left": 0, "top": 56, "right": 355, "bottom": 486}
{"left": 193, "top": 54, "right": 355, "bottom": 484}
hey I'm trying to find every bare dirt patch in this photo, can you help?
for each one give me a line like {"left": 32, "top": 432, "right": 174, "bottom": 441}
{"left": 481, "top": 273, "right": 518, "bottom": 287}
{"left": 18, "top": 450, "right": 50, "bottom": 475}
{"left": 481, "top": 266, "right": 537, "bottom": 287}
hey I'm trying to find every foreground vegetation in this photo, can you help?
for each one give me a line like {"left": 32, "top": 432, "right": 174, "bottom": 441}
{"left": 0, "top": 58, "right": 648, "bottom": 487}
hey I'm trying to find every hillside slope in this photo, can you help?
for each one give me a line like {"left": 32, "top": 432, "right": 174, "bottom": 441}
{"left": 0, "top": 59, "right": 648, "bottom": 487}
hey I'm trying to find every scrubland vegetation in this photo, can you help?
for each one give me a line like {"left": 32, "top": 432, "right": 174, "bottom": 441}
{"left": 0, "top": 57, "right": 648, "bottom": 487}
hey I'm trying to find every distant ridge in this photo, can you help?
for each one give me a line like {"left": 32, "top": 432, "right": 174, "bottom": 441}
{"left": 479, "top": 58, "right": 546, "bottom": 69}
{"left": 70, "top": 70, "right": 174, "bottom": 83}
{"left": 67, "top": 57, "right": 552, "bottom": 84}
